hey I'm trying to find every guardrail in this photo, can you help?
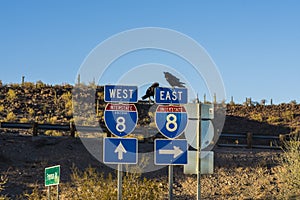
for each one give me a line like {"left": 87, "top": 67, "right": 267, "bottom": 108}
{"left": 0, "top": 122, "right": 159, "bottom": 139}
{"left": 218, "top": 132, "right": 283, "bottom": 149}
{"left": 0, "top": 122, "right": 290, "bottom": 149}
{"left": 0, "top": 122, "right": 107, "bottom": 137}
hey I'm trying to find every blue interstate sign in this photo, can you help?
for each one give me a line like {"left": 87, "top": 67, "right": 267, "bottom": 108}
{"left": 104, "top": 85, "right": 138, "bottom": 103}
{"left": 104, "top": 103, "right": 138, "bottom": 137}
{"left": 155, "top": 105, "right": 188, "bottom": 139}
{"left": 155, "top": 87, "right": 187, "bottom": 104}
{"left": 103, "top": 138, "right": 137, "bottom": 164}
{"left": 155, "top": 139, "right": 188, "bottom": 165}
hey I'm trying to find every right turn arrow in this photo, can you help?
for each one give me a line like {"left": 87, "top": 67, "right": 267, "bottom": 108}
{"left": 159, "top": 146, "right": 183, "bottom": 158}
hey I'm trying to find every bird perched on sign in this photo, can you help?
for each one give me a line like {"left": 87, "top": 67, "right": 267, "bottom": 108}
{"left": 164, "top": 72, "right": 185, "bottom": 88}
{"left": 142, "top": 82, "right": 159, "bottom": 103}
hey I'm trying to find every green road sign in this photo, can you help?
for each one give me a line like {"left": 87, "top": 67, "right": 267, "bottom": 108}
{"left": 45, "top": 165, "right": 60, "bottom": 186}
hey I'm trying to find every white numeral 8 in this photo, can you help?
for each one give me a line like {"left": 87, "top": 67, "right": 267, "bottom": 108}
{"left": 116, "top": 116, "right": 126, "bottom": 132}
{"left": 166, "top": 114, "right": 178, "bottom": 132}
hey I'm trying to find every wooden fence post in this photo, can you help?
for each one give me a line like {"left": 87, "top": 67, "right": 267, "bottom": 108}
{"left": 96, "top": 99, "right": 99, "bottom": 116}
{"left": 32, "top": 122, "right": 38, "bottom": 136}
{"left": 70, "top": 122, "right": 76, "bottom": 137}
{"left": 279, "top": 134, "right": 285, "bottom": 141}
{"left": 247, "top": 132, "right": 253, "bottom": 148}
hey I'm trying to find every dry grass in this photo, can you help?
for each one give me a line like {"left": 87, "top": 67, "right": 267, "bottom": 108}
{"left": 19, "top": 166, "right": 165, "bottom": 200}
{"left": 0, "top": 173, "right": 9, "bottom": 200}
{"left": 277, "top": 137, "right": 300, "bottom": 199}
{"left": 3, "top": 138, "right": 299, "bottom": 200}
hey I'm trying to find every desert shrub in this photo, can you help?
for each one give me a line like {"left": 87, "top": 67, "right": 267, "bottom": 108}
{"left": 44, "top": 130, "right": 63, "bottom": 137}
{"left": 35, "top": 80, "right": 45, "bottom": 89}
{"left": 19, "top": 117, "right": 29, "bottom": 123}
{"left": 0, "top": 173, "right": 9, "bottom": 200}
{"left": 64, "top": 166, "right": 164, "bottom": 200}
{"left": 282, "top": 110, "right": 294, "bottom": 122}
{"left": 64, "top": 167, "right": 116, "bottom": 199}
{"left": 60, "top": 92, "right": 73, "bottom": 117}
{"left": 82, "top": 115, "right": 97, "bottom": 126}
{"left": 64, "top": 101, "right": 73, "bottom": 117}
{"left": 19, "top": 185, "right": 46, "bottom": 200}
{"left": 6, "top": 89, "right": 16, "bottom": 101}
{"left": 21, "top": 165, "right": 165, "bottom": 200}
{"left": 6, "top": 112, "right": 16, "bottom": 121}
{"left": 290, "top": 100, "right": 297, "bottom": 105}
{"left": 27, "top": 108, "right": 35, "bottom": 117}
{"left": 96, "top": 110, "right": 103, "bottom": 118}
{"left": 60, "top": 92, "right": 71, "bottom": 102}
{"left": 277, "top": 137, "right": 300, "bottom": 199}
{"left": 249, "top": 113, "right": 263, "bottom": 122}
{"left": 97, "top": 91, "right": 104, "bottom": 101}
{"left": 46, "top": 116, "right": 58, "bottom": 124}
{"left": 122, "top": 172, "right": 163, "bottom": 200}
{"left": 73, "top": 116, "right": 85, "bottom": 126}
{"left": 267, "top": 115, "right": 281, "bottom": 124}
{"left": 0, "top": 105, "right": 4, "bottom": 113}
{"left": 23, "top": 82, "right": 35, "bottom": 88}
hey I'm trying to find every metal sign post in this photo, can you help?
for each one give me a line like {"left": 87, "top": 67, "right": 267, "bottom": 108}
{"left": 47, "top": 186, "right": 50, "bottom": 200}
{"left": 118, "top": 164, "right": 122, "bottom": 200}
{"left": 154, "top": 86, "right": 188, "bottom": 200}
{"left": 57, "top": 184, "right": 59, "bottom": 200}
{"left": 103, "top": 85, "right": 139, "bottom": 200}
{"left": 197, "top": 103, "right": 202, "bottom": 200}
{"left": 169, "top": 165, "right": 173, "bottom": 200}
{"left": 184, "top": 103, "right": 215, "bottom": 198}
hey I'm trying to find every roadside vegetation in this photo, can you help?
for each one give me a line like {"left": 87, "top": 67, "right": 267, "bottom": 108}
{"left": 277, "top": 137, "right": 300, "bottom": 199}
{"left": 0, "top": 173, "right": 8, "bottom": 200}
{"left": 18, "top": 166, "right": 165, "bottom": 200}
{"left": 0, "top": 81, "right": 299, "bottom": 199}
{"left": 0, "top": 137, "right": 298, "bottom": 199}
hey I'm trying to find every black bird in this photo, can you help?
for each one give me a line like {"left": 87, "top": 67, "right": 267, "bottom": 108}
{"left": 164, "top": 72, "right": 185, "bottom": 88}
{"left": 142, "top": 82, "right": 159, "bottom": 102}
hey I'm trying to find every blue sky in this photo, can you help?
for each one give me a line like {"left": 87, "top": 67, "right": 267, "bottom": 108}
{"left": 0, "top": 1, "right": 299, "bottom": 104}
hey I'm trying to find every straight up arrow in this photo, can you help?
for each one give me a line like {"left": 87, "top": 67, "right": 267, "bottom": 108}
{"left": 114, "top": 142, "right": 127, "bottom": 160}
{"left": 159, "top": 146, "right": 183, "bottom": 158}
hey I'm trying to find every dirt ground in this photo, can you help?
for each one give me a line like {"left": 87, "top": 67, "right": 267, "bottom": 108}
{"left": 0, "top": 132, "right": 290, "bottom": 199}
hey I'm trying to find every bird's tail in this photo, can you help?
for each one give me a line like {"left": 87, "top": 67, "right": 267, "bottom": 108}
{"left": 141, "top": 95, "right": 148, "bottom": 100}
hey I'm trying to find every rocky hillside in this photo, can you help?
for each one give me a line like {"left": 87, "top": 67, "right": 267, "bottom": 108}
{"left": 224, "top": 104, "right": 300, "bottom": 135}
{"left": 0, "top": 83, "right": 299, "bottom": 136}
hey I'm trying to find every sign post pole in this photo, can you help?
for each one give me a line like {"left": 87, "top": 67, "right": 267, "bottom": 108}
{"left": 103, "top": 85, "right": 139, "bottom": 200}
{"left": 57, "top": 184, "right": 59, "bottom": 200}
{"left": 47, "top": 186, "right": 50, "bottom": 200}
{"left": 117, "top": 164, "right": 122, "bottom": 200}
{"left": 154, "top": 86, "right": 189, "bottom": 200}
{"left": 168, "top": 165, "right": 173, "bottom": 200}
{"left": 197, "top": 103, "right": 201, "bottom": 200}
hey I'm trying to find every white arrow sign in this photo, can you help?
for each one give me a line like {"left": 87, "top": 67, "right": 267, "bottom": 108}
{"left": 114, "top": 142, "right": 127, "bottom": 160}
{"left": 159, "top": 146, "right": 183, "bottom": 158}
